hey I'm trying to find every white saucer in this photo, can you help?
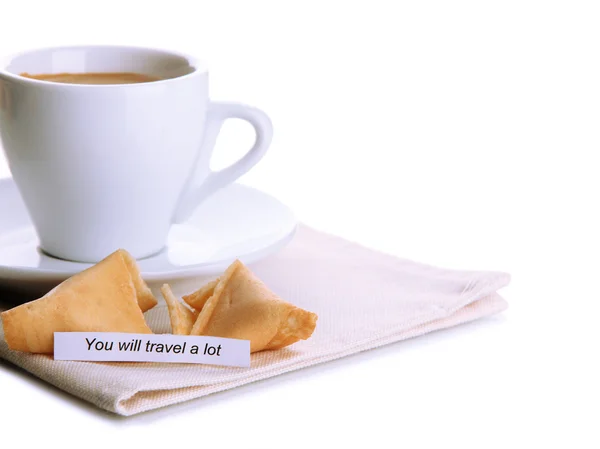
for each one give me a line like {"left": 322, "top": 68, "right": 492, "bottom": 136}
{"left": 0, "top": 177, "right": 297, "bottom": 294}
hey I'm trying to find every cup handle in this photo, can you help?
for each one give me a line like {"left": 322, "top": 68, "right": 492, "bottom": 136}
{"left": 172, "top": 101, "right": 273, "bottom": 224}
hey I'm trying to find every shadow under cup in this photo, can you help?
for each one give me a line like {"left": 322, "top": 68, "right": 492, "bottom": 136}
{"left": 0, "top": 46, "right": 208, "bottom": 263}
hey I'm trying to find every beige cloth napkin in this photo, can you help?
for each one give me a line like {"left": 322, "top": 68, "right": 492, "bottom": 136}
{"left": 0, "top": 225, "right": 509, "bottom": 416}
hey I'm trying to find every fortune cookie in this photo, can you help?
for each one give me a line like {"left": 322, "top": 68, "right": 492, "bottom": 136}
{"left": 182, "top": 279, "right": 219, "bottom": 311}
{"left": 160, "top": 284, "right": 198, "bottom": 335}
{"left": 119, "top": 249, "right": 159, "bottom": 313}
{"left": 1, "top": 249, "right": 156, "bottom": 353}
{"left": 183, "top": 260, "right": 318, "bottom": 353}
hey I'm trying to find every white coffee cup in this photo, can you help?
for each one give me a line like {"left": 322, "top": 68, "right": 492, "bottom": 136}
{"left": 0, "top": 46, "right": 272, "bottom": 263}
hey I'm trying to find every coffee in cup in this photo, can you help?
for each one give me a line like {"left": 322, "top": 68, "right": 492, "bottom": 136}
{"left": 20, "top": 72, "right": 161, "bottom": 84}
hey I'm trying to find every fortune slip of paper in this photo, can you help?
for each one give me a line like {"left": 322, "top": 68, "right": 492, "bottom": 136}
{"left": 54, "top": 332, "right": 251, "bottom": 367}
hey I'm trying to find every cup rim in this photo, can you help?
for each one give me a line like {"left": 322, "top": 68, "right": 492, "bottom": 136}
{"left": 0, "top": 44, "right": 207, "bottom": 88}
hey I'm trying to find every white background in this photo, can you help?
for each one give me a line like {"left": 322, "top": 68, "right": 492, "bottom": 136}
{"left": 1, "top": 1, "right": 599, "bottom": 447}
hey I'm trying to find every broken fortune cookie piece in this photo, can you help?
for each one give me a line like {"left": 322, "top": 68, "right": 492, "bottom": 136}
{"left": 0, "top": 249, "right": 156, "bottom": 353}
{"left": 160, "top": 284, "right": 198, "bottom": 335}
{"left": 183, "top": 260, "right": 318, "bottom": 353}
